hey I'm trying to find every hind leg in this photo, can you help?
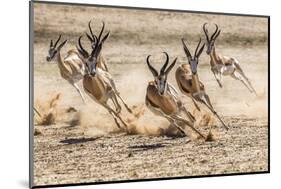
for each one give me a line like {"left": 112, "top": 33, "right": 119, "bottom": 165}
{"left": 231, "top": 71, "right": 254, "bottom": 94}
{"left": 235, "top": 67, "right": 257, "bottom": 95}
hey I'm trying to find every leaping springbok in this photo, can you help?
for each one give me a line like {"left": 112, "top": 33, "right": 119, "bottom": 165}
{"left": 145, "top": 52, "right": 206, "bottom": 139}
{"left": 47, "top": 35, "right": 86, "bottom": 103}
{"left": 77, "top": 20, "right": 108, "bottom": 71}
{"left": 203, "top": 23, "right": 257, "bottom": 95}
{"left": 81, "top": 23, "right": 132, "bottom": 130}
{"left": 176, "top": 38, "right": 229, "bottom": 130}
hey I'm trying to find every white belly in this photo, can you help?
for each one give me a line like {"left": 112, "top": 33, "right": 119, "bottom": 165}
{"left": 221, "top": 64, "right": 235, "bottom": 75}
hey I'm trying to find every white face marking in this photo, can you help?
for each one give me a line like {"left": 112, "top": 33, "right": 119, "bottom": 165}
{"left": 156, "top": 76, "right": 167, "bottom": 95}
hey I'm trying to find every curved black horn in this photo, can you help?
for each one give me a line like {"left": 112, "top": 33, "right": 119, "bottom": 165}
{"left": 146, "top": 55, "right": 158, "bottom": 77}
{"left": 78, "top": 36, "right": 89, "bottom": 58}
{"left": 97, "top": 21, "right": 105, "bottom": 44}
{"left": 210, "top": 24, "right": 219, "bottom": 40}
{"left": 50, "top": 40, "right": 53, "bottom": 47}
{"left": 165, "top": 57, "right": 177, "bottom": 75}
{"left": 88, "top": 20, "right": 95, "bottom": 39}
{"left": 54, "top": 35, "right": 61, "bottom": 47}
{"left": 196, "top": 43, "right": 205, "bottom": 58}
{"left": 203, "top": 23, "right": 209, "bottom": 42}
{"left": 181, "top": 38, "right": 192, "bottom": 58}
{"left": 194, "top": 38, "right": 202, "bottom": 57}
{"left": 213, "top": 29, "right": 221, "bottom": 41}
{"left": 160, "top": 52, "right": 169, "bottom": 75}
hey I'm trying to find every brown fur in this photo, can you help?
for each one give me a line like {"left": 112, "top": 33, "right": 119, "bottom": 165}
{"left": 146, "top": 81, "right": 178, "bottom": 115}
{"left": 210, "top": 46, "right": 235, "bottom": 67}
{"left": 175, "top": 64, "right": 205, "bottom": 96}
{"left": 57, "top": 49, "right": 84, "bottom": 81}
{"left": 83, "top": 74, "right": 111, "bottom": 102}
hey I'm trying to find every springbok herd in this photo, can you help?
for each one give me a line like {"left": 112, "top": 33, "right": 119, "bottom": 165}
{"left": 45, "top": 20, "right": 257, "bottom": 140}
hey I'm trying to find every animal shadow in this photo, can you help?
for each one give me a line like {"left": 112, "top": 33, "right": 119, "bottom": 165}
{"left": 60, "top": 137, "right": 98, "bottom": 145}
{"left": 128, "top": 143, "right": 166, "bottom": 152}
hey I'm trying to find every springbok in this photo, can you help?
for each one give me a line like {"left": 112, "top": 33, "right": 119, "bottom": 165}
{"left": 77, "top": 20, "right": 108, "bottom": 71}
{"left": 176, "top": 38, "right": 229, "bottom": 130}
{"left": 81, "top": 23, "right": 132, "bottom": 130}
{"left": 145, "top": 52, "right": 206, "bottom": 139}
{"left": 203, "top": 23, "right": 257, "bottom": 95}
{"left": 46, "top": 35, "right": 86, "bottom": 103}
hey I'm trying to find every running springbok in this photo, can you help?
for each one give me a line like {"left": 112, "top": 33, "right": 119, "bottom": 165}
{"left": 47, "top": 35, "right": 86, "bottom": 103}
{"left": 203, "top": 23, "right": 257, "bottom": 95}
{"left": 81, "top": 23, "right": 132, "bottom": 130}
{"left": 176, "top": 38, "right": 229, "bottom": 130}
{"left": 145, "top": 52, "right": 205, "bottom": 139}
{"left": 77, "top": 20, "right": 108, "bottom": 71}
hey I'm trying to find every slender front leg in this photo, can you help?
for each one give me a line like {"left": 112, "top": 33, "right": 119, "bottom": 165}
{"left": 101, "top": 103, "right": 129, "bottom": 131}
{"left": 197, "top": 97, "right": 229, "bottom": 130}
{"left": 172, "top": 115, "right": 206, "bottom": 139}
{"left": 211, "top": 68, "right": 223, "bottom": 88}
{"left": 191, "top": 97, "right": 201, "bottom": 111}
{"left": 165, "top": 116, "right": 187, "bottom": 136}
{"left": 181, "top": 106, "right": 196, "bottom": 122}
{"left": 203, "top": 94, "right": 214, "bottom": 110}
{"left": 110, "top": 93, "right": 121, "bottom": 114}
{"left": 116, "top": 93, "right": 133, "bottom": 113}
{"left": 108, "top": 77, "right": 132, "bottom": 113}
{"left": 72, "top": 82, "right": 86, "bottom": 103}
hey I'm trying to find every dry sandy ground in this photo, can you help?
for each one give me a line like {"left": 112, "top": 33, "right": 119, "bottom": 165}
{"left": 32, "top": 2, "right": 269, "bottom": 187}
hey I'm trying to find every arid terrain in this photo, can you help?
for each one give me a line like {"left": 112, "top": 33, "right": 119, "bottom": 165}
{"left": 32, "top": 2, "right": 269, "bottom": 186}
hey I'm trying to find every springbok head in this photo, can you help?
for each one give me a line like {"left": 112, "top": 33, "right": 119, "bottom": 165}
{"left": 203, "top": 23, "right": 221, "bottom": 55}
{"left": 80, "top": 22, "right": 110, "bottom": 76}
{"left": 46, "top": 35, "right": 67, "bottom": 62}
{"left": 146, "top": 52, "right": 177, "bottom": 96}
{"left": 181, "top": 38, "right": 205, "bottom": 74}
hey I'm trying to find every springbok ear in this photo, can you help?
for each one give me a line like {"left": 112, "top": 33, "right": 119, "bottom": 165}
{"left": 146, "top": 55, "right": 158, "bottom": 77}
{"left": 165, "top": 58, "right": 177, "bottom": 75}
{"left": 196, "top": 43, "right": 205, "bottom": 58}
{"left": 58, "top": 40, "right": 67, "bottom": 50}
